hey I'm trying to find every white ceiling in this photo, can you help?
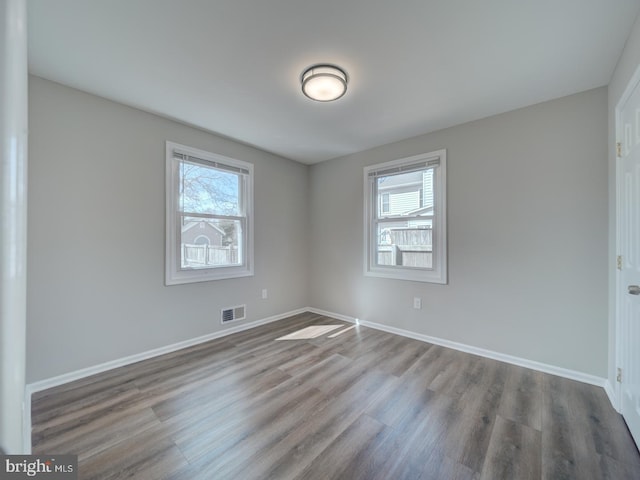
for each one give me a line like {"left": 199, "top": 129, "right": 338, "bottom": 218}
{"left": 27, "top": 0, "right": 640, "bottom": 164}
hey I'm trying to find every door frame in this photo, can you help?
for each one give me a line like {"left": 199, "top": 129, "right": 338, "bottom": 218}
{"left": 0, "top": 0, "right": 28, "bottom": 454}
{"left": 614, "top": 62, "right": 640, "bottom": 414}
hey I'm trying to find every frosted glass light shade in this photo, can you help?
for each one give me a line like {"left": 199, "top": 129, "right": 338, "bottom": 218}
{"left": 301, "top": 65, "right": 348, "bottom": 102}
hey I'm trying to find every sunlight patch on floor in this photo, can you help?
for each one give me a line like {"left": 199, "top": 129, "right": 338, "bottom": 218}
{"left": 328, "top": 325, "right": 356, "bottom": 338}
{"left": 275, "top": 325, "right": 343, "bottom": 340}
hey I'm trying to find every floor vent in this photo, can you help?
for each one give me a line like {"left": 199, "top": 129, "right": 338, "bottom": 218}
{"left": 221, "top": 305, "right": 246, "bottom": 324}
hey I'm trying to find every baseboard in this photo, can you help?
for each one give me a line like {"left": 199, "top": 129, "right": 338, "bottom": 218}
{"left": 22, "top": 397, "right": 30, "bottom": 454}
{"left": 306, "top": 307, "right": 359, "bottom": 324}
{"left": 26, "top": 307, "right": 308, "bottom": 395}
{"left": 604, "top": 379, "right": 620, "bottom": 413}
{"left": 23, "top": 305, "right": 612, "bottom": 454}
{"left": 309, "top": 307, "right": 607, "bottom": 389}
{"left": 23, "top": 307, "right": 308, "bottom": 452}
{"left": 358, "top": 318, "right": 606, "bottom": 387}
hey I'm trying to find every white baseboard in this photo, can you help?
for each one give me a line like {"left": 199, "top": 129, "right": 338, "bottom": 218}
{"left": 358, "top": 318, "right": 607, "bottom": 387}
{"left": 26, "top": 307, "right": 306, "bottom": 395}
{"left": 309, "top": 307, "right": 608, "bottom": 389}
{"left": 23, "top": 307, "right": 308, "bottom": 452}
{"left": 23, "top": 305, "right": 614, "bottom": 455}
{"left": 604, "top": 379, "right": 620, "bottom": 412}
{"left": 22, "top": 398, "right": 30, "bottom": 454}
{"left": 306, "top": 307, "right": 359, "bottom": 324}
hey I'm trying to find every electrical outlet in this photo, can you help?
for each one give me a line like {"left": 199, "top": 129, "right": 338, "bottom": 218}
{"left": 413, "top": 297, "right": 421, "bottom": 309}
{"left": 262, "top": 289, "right": 268, "bottom": 299}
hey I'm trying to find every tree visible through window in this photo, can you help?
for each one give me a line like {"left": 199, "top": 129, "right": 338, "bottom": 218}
{"left": 166, "top": 142, "right": 253, "bottom": 285}
{"left": 364, "top": 150, "right": 447, "bottom": 284}
{"left": 179, "top": 161, "right": 242, "bottom": 269}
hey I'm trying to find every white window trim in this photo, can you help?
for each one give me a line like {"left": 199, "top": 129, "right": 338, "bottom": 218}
{"left": 165, "top": 141, "right": 254, "bottom": 285}
{"left": 363, "top": 150, "right": 447, "bottom": 284}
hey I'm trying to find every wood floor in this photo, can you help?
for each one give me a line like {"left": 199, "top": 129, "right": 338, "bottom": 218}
{"left": 31, "top": 312, "right": 640, "bottom": 479}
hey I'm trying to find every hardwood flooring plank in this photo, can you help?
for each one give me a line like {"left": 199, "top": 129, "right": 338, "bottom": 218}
{"left": 227, "top": 312, "right": 328, "bottom": 348}
{"left": 365, "top": 371, "right": 436, "bottom": 427}
{"left": 29, "top": 313, "right": 640, "bottom": 480}
{"left": 362, "top": 420, "right": 479, "bottom": 480}
{"left": 34, "top": 335, "right": 237, "bottom": 405}
{"left": 33, "top": 406, "right": 161, "bottom": 462}
{"left": 32, "top": 382, "right": 141, "bottom": 438}
{"left": 292, "top": 413, "right": 389, "bottom": 480}
{"left": 276, "top": 343, "right": 338, "bottom": 377}
{"left": 418, "top": 454, "right": 480, "bottom": 480}
{"left": 280, "top": 352, "right": 353, "bottom": 395}
{"left": 566, "top": 378, "right": 640, "bottom": 471}
{"left": 356, "top": 333, "right": 431, "bottom": 377}
{"left": 235, "top": 370, "right": 400, "bottom": 480}
{"left": 479, "top": 415, "right": 541, "bottom": 480}
{"left": 541, "top": 374, "right": 584, "bottom": 479}
{"left": 130, "top": 341, "right": 310, "bottom": 421}
{"left": 327, "top": 325, "right": 356, "bottom": 338}
{"left": 150, "top": 366, "right": 291, "bottom": 422}
{"left": 498, "top": 365, "right": 543, "bottom": 431}
{"left": 78, "top": 424, "right": 188, "bottom": 480}
{"left": 445, "top": 357, "right": 508, "bottom": 473}
{"left": 170, "top": 380, "right": 324, "bottom": 456}
{"left": 366, "top": 389, "right": 461, "bottom": 479}
{"left": 404, "top": 344, "right": 467, "bottom": 391}
{"left": 31, "top": 379, "right": 142, "bottom": 427}
{"left": 164, "top": 372, "right": 316, "bottom": 451}
{"left": 329, "top": 327, "right": 398, "bottom": 360}
{"left": 275, "top": 324, "right": 343, "bottom": 340}
{"left": 589, "top": 452, "right": 640, "bottom": 480}
{"left": 180, "top": 388, "right": 334, "bottom": 479}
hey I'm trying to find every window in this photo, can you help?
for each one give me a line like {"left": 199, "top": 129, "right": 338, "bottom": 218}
{"left": 166, "top": 142, "right": 253, "bottom": 285}
{"left": 364, "top": 150, "right": 447, "bottom": 284}
{"left": 381, "top": 193, "right": 390, "bottom": 214}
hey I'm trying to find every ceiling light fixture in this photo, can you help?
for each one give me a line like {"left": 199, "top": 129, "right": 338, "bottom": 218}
{"left": 301, "top": 64, "right": 348, "bottom": 102}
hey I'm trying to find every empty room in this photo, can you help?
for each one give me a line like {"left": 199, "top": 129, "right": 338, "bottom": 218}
{"left": 3, "top": 0, "right": 640, "bottom": 479}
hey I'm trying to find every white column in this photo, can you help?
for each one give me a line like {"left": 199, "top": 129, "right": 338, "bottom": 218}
{"left": 0, "top": 0, "right": 28, "bottom": 454}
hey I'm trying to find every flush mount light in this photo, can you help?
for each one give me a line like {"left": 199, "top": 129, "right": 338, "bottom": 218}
{"left": 300, "top": 64, "right": 348, "bottom": 102}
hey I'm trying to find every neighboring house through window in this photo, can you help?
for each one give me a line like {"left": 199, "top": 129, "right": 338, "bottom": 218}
{"left": 364, "top": 150, "right": 447, "bottom": 283}
{"left": 166, "top": 141, "right": 253, "bottom": 285}
{"left": 381, "top": 192, "right": 390, "bottom": 214}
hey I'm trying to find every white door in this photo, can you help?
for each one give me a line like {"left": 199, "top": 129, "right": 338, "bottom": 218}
{"left": 618, "top": 72, "right": 640, "bottom": 448}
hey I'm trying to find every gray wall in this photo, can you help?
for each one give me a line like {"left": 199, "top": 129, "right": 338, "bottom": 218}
{"left": 608, "top": 14, "right": 640, "bottom": 389}
{"left": 27, "top": 76, "right": 310, "bottom": 382}
{"left": 28, "top": 76, "right": 610, "bottom": 383}
{"left": 309, "top": 88, "right": 608, "bottom": 377}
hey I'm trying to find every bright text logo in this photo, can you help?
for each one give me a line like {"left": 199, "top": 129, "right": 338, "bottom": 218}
{"left": 1, "top": 455, "right": 77, "bottom": 479}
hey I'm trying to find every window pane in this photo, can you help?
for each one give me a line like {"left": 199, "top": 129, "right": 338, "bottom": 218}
{"left": 364, "top": 150, "right": 446, "bottom": 283}
{"left": 376, "top": 168, "right": 434, "bottom": 218}
{"left": 375, "top": 223, "right": 433, "bottom": 269}
{"left": 180, "top": 161, "right": 240, "bottom": 215}
{"left": 181, "top": 217, "right": 243, "bottom": 269}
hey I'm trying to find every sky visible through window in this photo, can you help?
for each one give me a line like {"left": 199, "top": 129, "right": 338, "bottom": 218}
{"left": 179, "top": 161, "right": 239, "bottom": 216}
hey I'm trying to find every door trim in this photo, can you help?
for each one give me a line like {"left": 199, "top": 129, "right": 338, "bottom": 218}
{"left": 0, "top": 0, "right": 28, "bottom": 454}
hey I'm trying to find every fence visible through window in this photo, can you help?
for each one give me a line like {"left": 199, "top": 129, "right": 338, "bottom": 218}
{"left": 377, "top": 226, "right": 433, "bottom": 268}
{"left": 182, "top": 244, "right": 239, "bottom": 268}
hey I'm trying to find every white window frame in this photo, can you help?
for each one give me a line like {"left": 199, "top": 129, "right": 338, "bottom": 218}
{"left": 166, "top": 141, "right": 254, "bottom": 285}
{"left": 363, "top": 149, "right": 447, "bottom": 284}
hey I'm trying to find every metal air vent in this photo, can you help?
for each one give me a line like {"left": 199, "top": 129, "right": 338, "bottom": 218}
{"left": 221, "top": 305, "right": 246, "bottom": 323}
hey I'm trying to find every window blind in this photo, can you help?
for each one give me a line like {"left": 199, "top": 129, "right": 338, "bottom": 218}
{"left": 173, "top": 151, "right": 250, "bottom": 175}
{"left": 367, "top": 157, "right": 439, "bottom": 178}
